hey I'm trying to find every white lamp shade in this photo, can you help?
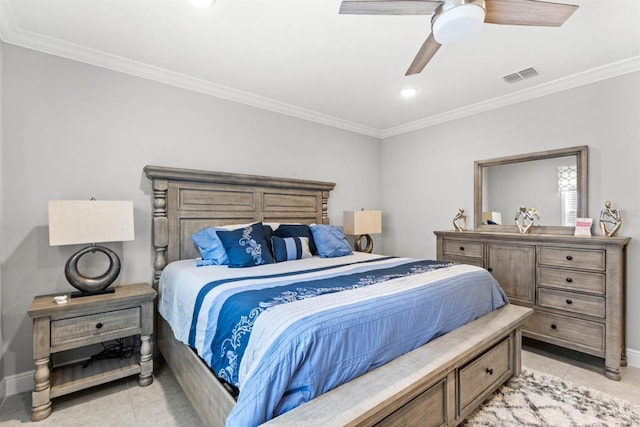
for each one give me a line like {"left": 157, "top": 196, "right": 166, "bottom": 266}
{"left": 432, "top": 3, "right": 485, "bottom": 44}
{"left": 343, "top": 210, "right": 382, "bottom": 235}
{"left": 49, "top": 200, "right": 135, "bottom": 246}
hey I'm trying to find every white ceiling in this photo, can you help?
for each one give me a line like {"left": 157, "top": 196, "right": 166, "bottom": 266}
{"left": 1, "top": 0, "right": 639, "bottom": 137}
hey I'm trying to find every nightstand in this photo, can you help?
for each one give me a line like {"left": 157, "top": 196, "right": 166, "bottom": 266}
{"left": 28, "top": 283, "right": 156, "bottom": 421}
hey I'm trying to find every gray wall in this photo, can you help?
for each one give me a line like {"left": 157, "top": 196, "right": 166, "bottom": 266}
{"left": 0, "top": 44, "right": 382, "bottom": 378}
{"left": 0, "top": 39, "right": 5, "bottom": 399}
{"left": 380, "top": 71, "right": 640, "bottom": 354}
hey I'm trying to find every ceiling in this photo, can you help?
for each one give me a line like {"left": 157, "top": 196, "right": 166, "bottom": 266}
{"left": 0, "top": 0, "right": 639, "bottom": 138}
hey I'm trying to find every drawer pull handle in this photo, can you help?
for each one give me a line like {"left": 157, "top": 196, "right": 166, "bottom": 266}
{"left": 566, "top": 255, "right": 573, "bottom": 261}
{"left": 486, "top": 368, "right": 494, "bottom": 375}
{"left": 459, "top": 246, "right": 465, "bottom": 251}
{"left": 487, "top": 267, "right": 493, "bottom": 272}
{"left": 95, "top": 322, "right": 103, "bottom": 329}
{"left": 550, "top": 324, "right": 557, "bottom": 330}
{"left": 566, "top": 277, "right": 573, "bottom": 283}
{"left": 566, "top": 299, "right": 573, "bottom": 305}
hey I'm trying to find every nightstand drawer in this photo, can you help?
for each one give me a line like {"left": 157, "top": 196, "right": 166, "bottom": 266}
{"left": 443, "top": 240, "right": 484, "bottom": 258}
{"left": 51, "top": 307, "right": 141, "bottom": 347}
{"left": 537, "top": 288, "right": 605, "bottom": 318}
{"left": 538, "top": 247, "right": 605, "bottom": 271}
{"left": 538, "top": 267, "right": 605, "bottom": 295}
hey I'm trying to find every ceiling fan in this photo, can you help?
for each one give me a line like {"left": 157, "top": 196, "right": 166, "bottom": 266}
{"left": 339, "top": 0, "right": 579, "bottom": 75}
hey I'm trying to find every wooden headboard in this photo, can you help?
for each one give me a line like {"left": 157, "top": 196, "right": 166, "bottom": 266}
{"left": 144, "top": 166, "right": 336, "bottom": 286}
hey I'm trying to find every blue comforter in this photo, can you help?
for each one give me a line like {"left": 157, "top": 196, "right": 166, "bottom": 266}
{"left": 158, "top": 255, "right": 508, "bottom": 426}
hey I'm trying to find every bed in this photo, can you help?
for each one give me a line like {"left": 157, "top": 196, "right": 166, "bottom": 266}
{"left": 144, "top": 165, "right": 533, "bottom": 427}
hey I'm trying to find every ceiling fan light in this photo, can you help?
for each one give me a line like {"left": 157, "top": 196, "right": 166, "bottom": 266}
{"left": 432, "top": 2, "right": 485, "bottom": 45}
{"left": 401, "top": 88, "right": 418, "bottom": 98}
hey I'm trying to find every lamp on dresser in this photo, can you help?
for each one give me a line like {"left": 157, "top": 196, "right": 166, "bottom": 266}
{"left": 343, "top": 210, "right": 382, "bottom": 253}
{"left": 48, "top": 199, "right": 135, "bottom": 297}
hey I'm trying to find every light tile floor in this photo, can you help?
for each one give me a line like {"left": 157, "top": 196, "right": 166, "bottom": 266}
{"left": 1, "top": 339, "right": 638, "bottom": 426}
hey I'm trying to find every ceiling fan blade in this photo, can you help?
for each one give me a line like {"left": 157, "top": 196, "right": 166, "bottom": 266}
{"left": 339, "top": 0, "right": 441, "bottom": 15}
{"left": 485, "top": 0, "right": 578, "bottom": 27}
{"left": 405, "top": 33, "right": 441, "bottom": 75}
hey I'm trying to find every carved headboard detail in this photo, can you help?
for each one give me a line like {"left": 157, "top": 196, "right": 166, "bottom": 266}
{"left": 144, "top": 165, "right": 336, "bottom": 287}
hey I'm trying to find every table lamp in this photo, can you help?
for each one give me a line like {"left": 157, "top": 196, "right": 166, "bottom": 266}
{"left": 343, "top": 210, "right": 382, "bottom": 253}
{"left": 48, "top": 199, "right": 134, "bottom": 297}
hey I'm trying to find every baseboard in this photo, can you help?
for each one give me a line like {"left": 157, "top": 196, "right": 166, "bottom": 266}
{"left": 5, "top": 370, "right": 33, "bottom": 396}
{"left": 627, "top": 347, "right": 640, "bottom": 368}
{"left": 0, "top": 377, "right": 6, "bottom": 411}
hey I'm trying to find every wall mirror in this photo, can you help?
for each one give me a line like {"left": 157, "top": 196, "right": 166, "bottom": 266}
{"left": 474, "top": 146, "right": 588, "bottom": 234}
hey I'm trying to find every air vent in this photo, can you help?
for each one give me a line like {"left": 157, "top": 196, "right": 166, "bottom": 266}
{"left": 502, "top": 67, "right": 539, "bottom": 84}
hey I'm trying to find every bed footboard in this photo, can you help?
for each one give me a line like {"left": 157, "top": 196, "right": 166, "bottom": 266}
{"left": 158, "top": 305, "right": 532, "bottom": 427}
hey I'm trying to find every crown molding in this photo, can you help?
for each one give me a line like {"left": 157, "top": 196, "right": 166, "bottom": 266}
{"left": 381, "top": 55, "right": 640, "bottom": 138}
{"left": 0, "top": 4, "right": 382, "bottom": 139}
{"left": 0, "top": 0, "right": 637, "bottom": 141}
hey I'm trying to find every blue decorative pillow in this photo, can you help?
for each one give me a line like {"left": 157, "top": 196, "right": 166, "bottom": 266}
{"left": 310, "top": 224, "right": 353, "bottom": 258}
{"left": 192, "top": 227, "right": 228, "bottom": 266}
{"left": 216, "top": 222, "right": 274, "bottom": 268}
{"left": 275, "top": 224, "right": 317, "bottom": 255}
{"left": 271, "top": 236, "right": 312, "bottom": 262}
{"left": 262, "top": 224, "right": 275, "bottom": 256}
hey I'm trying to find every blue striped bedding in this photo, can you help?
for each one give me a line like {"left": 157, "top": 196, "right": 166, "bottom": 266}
{"left": 158, "top": 253, "right": 508, "bottom": 426}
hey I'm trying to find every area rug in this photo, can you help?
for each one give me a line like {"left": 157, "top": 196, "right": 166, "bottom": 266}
{"left": 464, "top": 369, "right": 640, "bottom": 426}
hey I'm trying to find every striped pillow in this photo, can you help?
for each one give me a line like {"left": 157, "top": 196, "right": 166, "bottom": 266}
{"left": 271, "top": 236, "right": 312, "bottom": 262}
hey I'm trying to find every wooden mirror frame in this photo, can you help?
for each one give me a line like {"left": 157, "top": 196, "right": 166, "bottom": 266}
{"left": 474, "top": 145, "right": 588, "bottom": 235}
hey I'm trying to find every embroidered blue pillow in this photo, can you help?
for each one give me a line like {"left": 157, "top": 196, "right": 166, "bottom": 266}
{"left": 310, "top": 224, "right": 353, "bottom": 258}
{"left": 271, "top": 236, "right": 312, "bottom": 262}
{"left": 275, "top": 224, "right": 317, "bottom": 255}
{"left": 191, "top": 227, "right": 228, "bottom": 266}
{"left": 216, "top": 222, "right": 274, "bottom": 268}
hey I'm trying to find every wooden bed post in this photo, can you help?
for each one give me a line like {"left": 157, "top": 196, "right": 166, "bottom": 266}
{"left": 322, "top": 190, "right": 330, "bottom": 224}
{"left": 151, "top": 178, "right": 168, "bottom": 289}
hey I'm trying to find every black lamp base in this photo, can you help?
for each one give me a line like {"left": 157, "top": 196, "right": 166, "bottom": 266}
{"left": 70, "top": 288, "right": 116, "bottom": 299}
{"left": 354, "top": 234, "right": 374, "bottom": 253}
{"left": 65, "top": 244, "right": 121, "bottom": 294}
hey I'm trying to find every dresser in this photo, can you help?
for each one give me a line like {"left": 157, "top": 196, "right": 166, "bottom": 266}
{"left": 434, "top": 230, "right": 630, "bottom": 380}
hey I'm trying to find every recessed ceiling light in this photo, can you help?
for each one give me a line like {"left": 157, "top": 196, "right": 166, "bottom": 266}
{"left": 188, "top": 0, "right": 215, "bottom": 8}
{"left": 400, "top": 88, "right": 418, "bottom": 98}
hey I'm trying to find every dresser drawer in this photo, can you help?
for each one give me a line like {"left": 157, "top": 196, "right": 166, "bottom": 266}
{"left": 51, "top": 307, "right": 141, "bottom": 347}
{"left": 443, "top": 240, "right": 484, "bottom": 259}
{"left": 538, "top": 267, "right": 605, "bottom": 295}
{"left": 524, "top": 311, "right": 604, "bottom": 354}
{"left": 458, "top": 338, "right": 511, "bottom": 414}
{"left": 538, "top": 247, "right": 605, "bottom": 271}
{"left": 537, "top": 288, "right": 605, "bottom": 318}
{"left": 375, "top": 379, "right": 446, "bottom": 427}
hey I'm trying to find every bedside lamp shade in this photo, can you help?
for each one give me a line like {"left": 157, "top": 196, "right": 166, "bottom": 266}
{"left": 48, "top": 200, "right": 134, "bottom": 297}
{"left": 343, "top": 210, "right": 382, "bottom": 253}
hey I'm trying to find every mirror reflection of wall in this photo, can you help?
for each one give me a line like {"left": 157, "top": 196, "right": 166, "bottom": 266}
{"left": 482, "top": 155, "right": 577, "bottom": 226}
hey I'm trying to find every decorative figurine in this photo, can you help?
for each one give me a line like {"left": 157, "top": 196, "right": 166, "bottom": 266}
{"left": 453, "top": 208, "right": 467, "bottom": 232}
{"left": 515, "top": 206, "right": 540, "bottom": 234}
{"left": 599, "top": 201, "right": 622, "bottom": 237}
